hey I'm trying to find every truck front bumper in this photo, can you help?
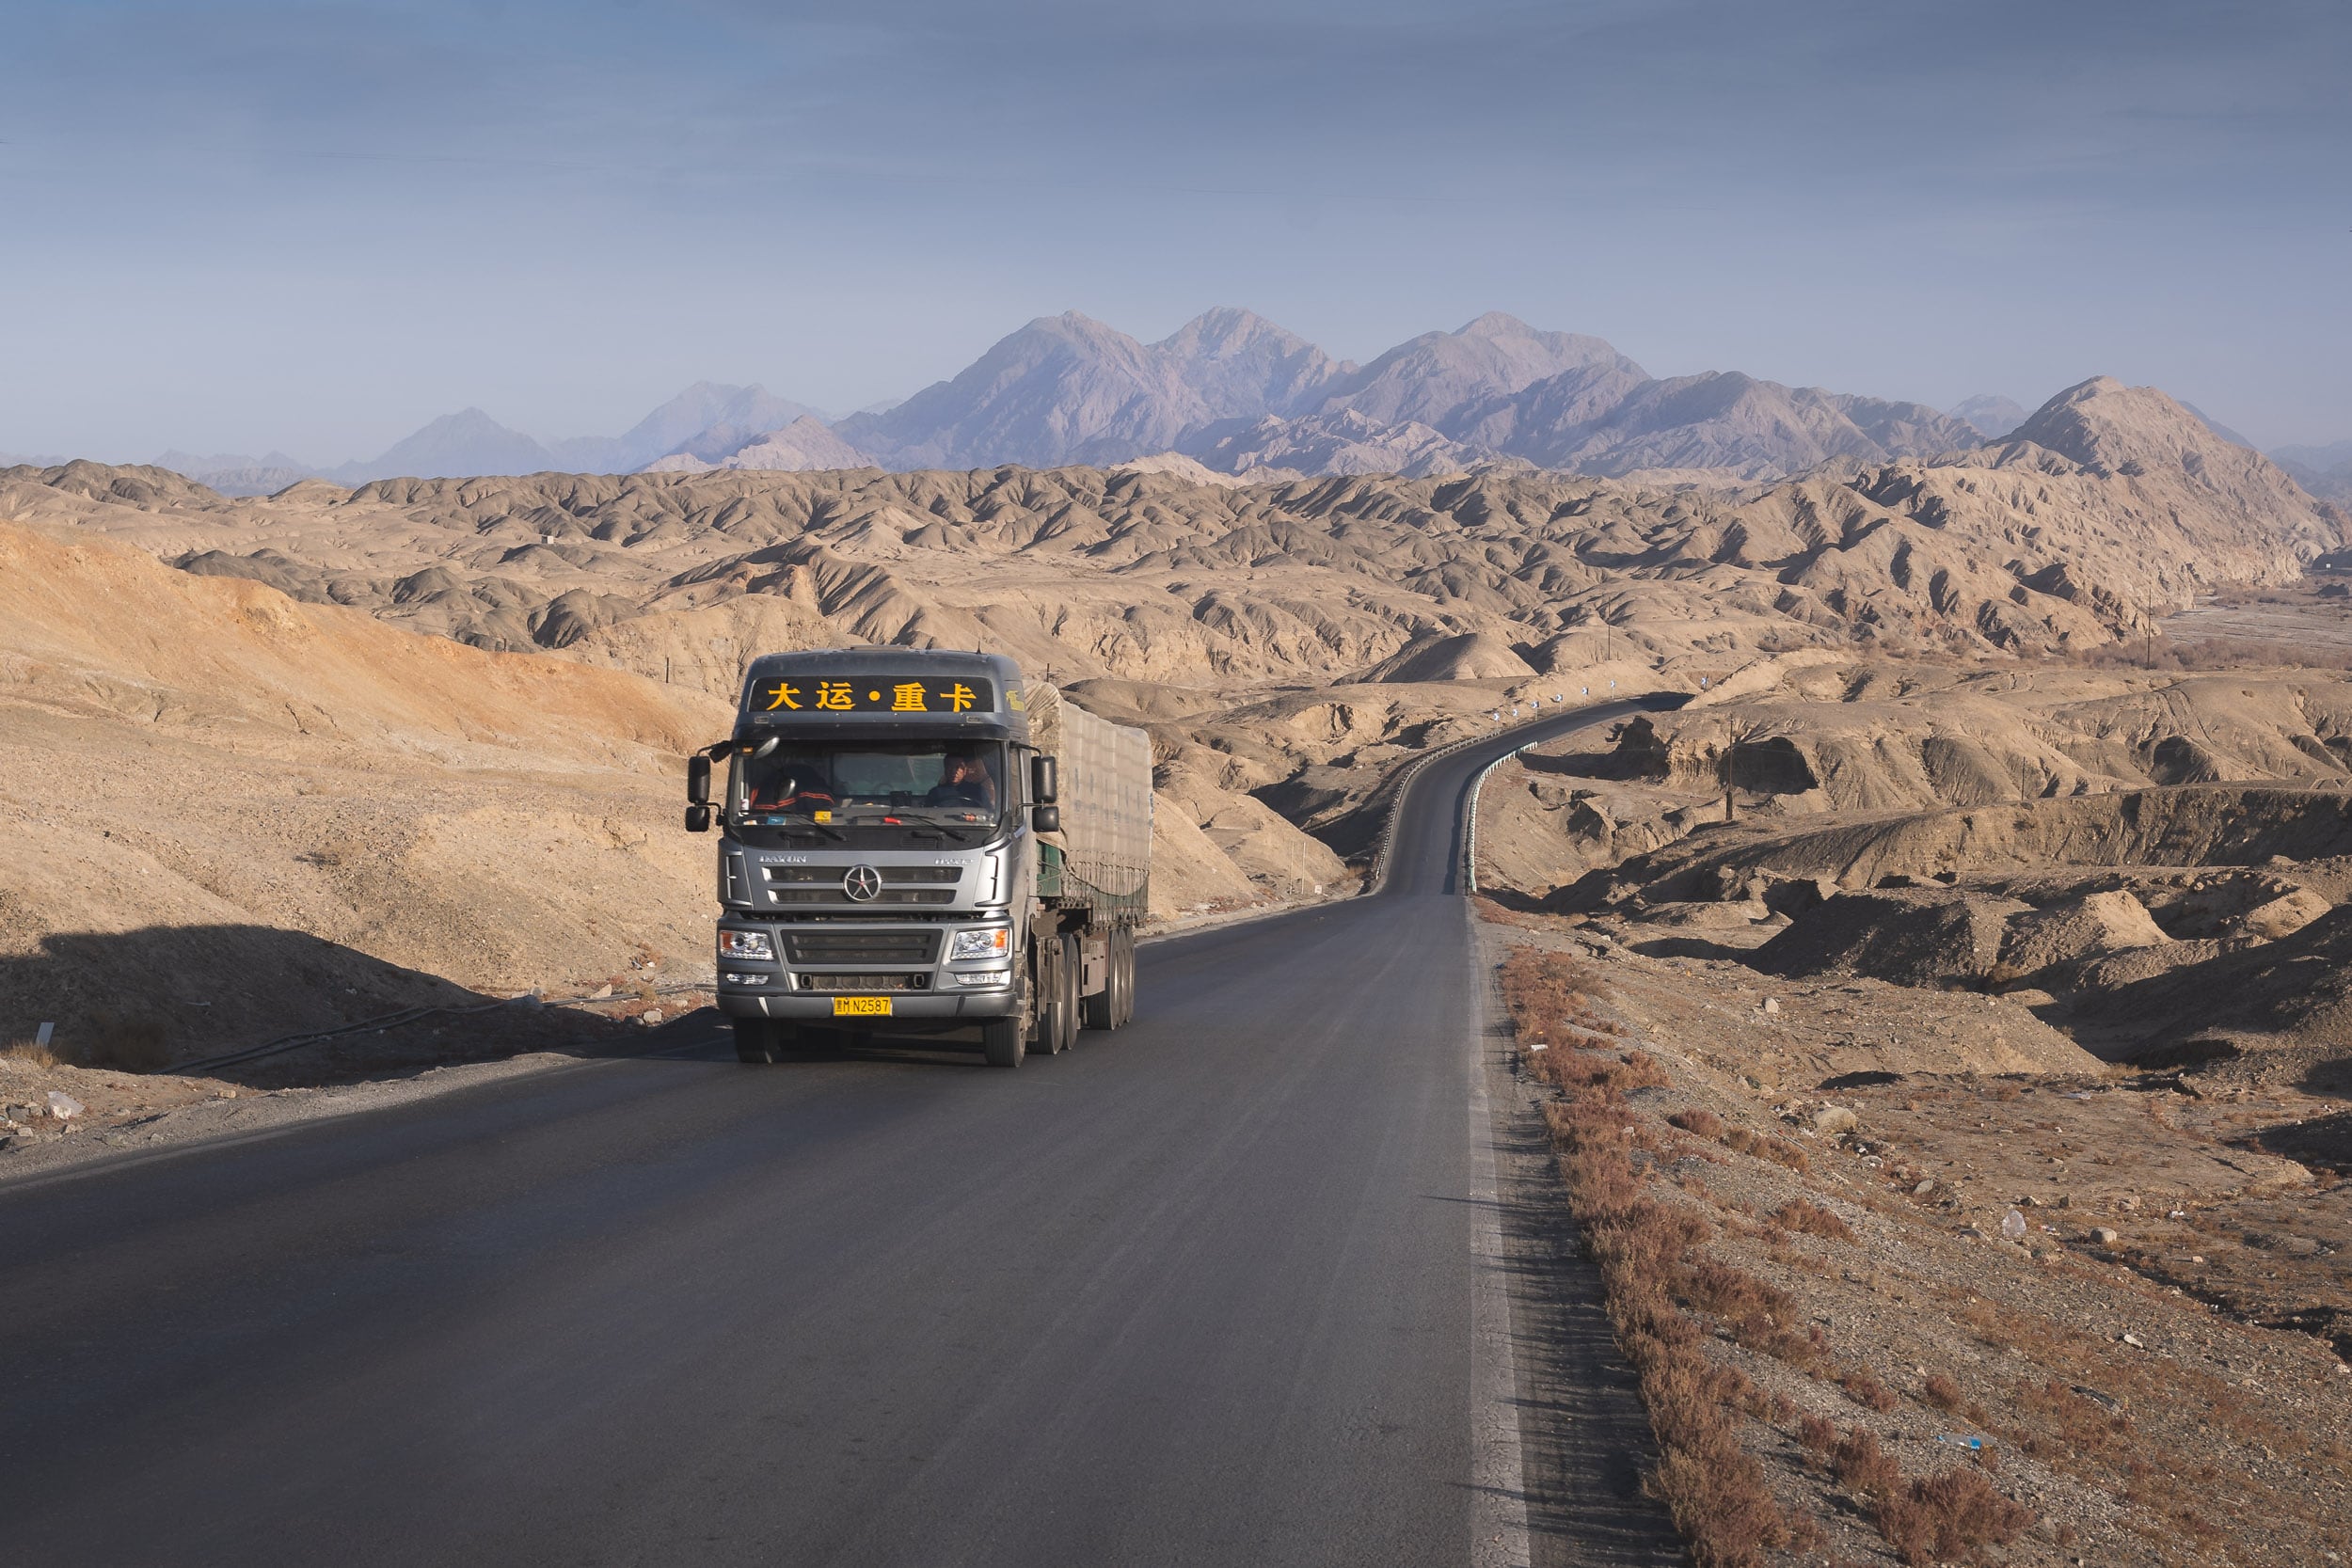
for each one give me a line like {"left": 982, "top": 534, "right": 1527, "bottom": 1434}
{"left": 716, "top": 988, "right": 1018, "bottom": 1023}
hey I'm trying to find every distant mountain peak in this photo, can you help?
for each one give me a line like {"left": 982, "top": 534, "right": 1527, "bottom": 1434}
{"left": 1947, "top": 394, "right": 2028, "bottom": 440}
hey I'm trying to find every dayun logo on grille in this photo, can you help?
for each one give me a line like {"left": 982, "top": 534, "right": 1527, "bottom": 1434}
{"left": 841, "top": 864, "right": 883, "bottom": 901}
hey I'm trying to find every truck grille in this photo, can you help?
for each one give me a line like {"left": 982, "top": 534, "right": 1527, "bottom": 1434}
{"left": 794, "top": 973, "right": 931, "bottom": 992}
{"left": 763, "top": 865, "right": 961, "bottom": 907}
{"left": 781, "top": 928, "right": 944, "bottom": 965}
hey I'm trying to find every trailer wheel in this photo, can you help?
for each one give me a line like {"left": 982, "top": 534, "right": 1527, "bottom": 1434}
{"left": 1081, "top": 928, "right": 1115, "bottom": 1032}
{"left": 732, "top": 1019, "right": 781, "bottom": 1064}
{"left": 1056, "top": 933, "right": 1083, "bottom": 1052}
{"left": 1113, "top": 927, "right": 1136, "bottom": 1027}
{"left": 1034, "top": 933, "right": 1076, "bottom": 1055}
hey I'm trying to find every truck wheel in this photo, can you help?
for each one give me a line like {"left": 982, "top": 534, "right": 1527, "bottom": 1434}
{"left": 1036, "top": 934, "right": 1076, "bottom": 1055}
{"left": 1113, "top": 927, "right": 1136, "bottom": 1027}
{"left": 732, "top": 1019, "right": 781, "bottom": 1064}
{"left": 1081, "top": 929, "right": 1115, "bottom": 1032}
{"left": 983, "top": 970, "right": 1029, "bottom": 1069}
{"left": 1059, "top": 933, "right": 1084, "bottom": 1052}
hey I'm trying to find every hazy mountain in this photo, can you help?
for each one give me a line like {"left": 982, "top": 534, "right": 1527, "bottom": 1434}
{"left": 1187, "top": 408, "right": 1493, "bottom": 479}
{"left": 639, "top": 416, "right": 874, "bottom": 474}
{"left": 2176, "top": 401, "right": 2256, "bottom": 450}
{"left": 2004, "top": 378, "right": 2322, "bottom": 529}
{"left": 150, "top": 450, "right": 325, "bottom": 497}
{"left": 2270, "top": 439, "right": 2352, "bottom": 503}
{"left": 1947, "top": 394, "right": 2027, "bottom": 439}
{"left": 332, "top": 408, "right": 553, "bottom": 483}
{"left": 1313, "top": 312, "right": 1643, "bottom": 431}
{"left": 1154, "top": 306, "right": 1350, "bottom": 417}
{"left": 1472, "top": 372, "right": 1979, "bottom": 480}
{"left": 318, "top": 383, "right": 829, "bottom": 483}
{"left": 834, "top": 308, "right": 1351, "bottom": 469}
{"left": 2, "top": 450, "right": 77, "bottom": 469}
{"left": 848, "top": 307, "right": 1981, "bottom": 483}
{"left": 552, "top": 383, "right": 826, "bottom": 473}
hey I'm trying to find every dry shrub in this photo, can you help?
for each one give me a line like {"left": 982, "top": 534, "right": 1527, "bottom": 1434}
{"left": 2013, "top": 1379, "right": 2130, "bottom": 1457}
{"left": 1796, "top": 1413, "right": 1837, "bottom": 1452}
{"left": 78, "top": 1009, "right": 173, "bottom": 1073}
{"left": 1682, "top": 1259, "right": 1790, "bottom": 1322}
{"left": 1616, "top": 1049, "right": 1669, "bottom": 1087}
{"left": 1, "top": 1037, "right": 65, "bottom": 1069}
{"left": 1875, "top": 1468, "right": 2034, "bottom": 1567}
{"left": 1830, "top": 1425, "right": 1901, "bottom": 1497}
{"left": 1837, "top": 1369, "right": 1899, "bottom": 1413}
{"left": 1773, "top": 1198, "right": 1856, "bottom": 1243}
{"left": 1669, "top": 1107, "right": 1724, "bottom": 1138}
{"left": 1920, "top": 1373, "right": 1963, "bottom": 1412}
{"left": 1761, "top": 1136, "right": 1810, "bottom": 1174}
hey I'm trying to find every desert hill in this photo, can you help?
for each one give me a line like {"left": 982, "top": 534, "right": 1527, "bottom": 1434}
{"left": 18, "top": 378, "right": 2325, "bottom": 704}
{"left": 0, "top": 520, "right": 1334, "bottom": 1068}
{"left": 8, "top": 374, "right": 2336, "bottom": 903}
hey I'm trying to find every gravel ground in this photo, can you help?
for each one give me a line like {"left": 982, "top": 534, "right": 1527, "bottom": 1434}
{"left": 1488, "top": 903, "right": 2352, "bottom": 1567}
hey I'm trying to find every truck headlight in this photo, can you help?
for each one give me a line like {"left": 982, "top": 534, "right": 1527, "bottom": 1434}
{"left": 719, "top": 929, "right": 774, "bottom": 960}
{"left": 949, "top": 927, "right": 1010, "bottom": 961}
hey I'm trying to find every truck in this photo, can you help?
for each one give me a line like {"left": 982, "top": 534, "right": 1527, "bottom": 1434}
{"left": 685, "top": 649, "right": 1152, "bottom": 1069}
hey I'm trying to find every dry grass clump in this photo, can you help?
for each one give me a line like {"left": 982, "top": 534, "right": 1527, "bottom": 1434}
{"left": 1772, "top": 1197, "right": 1856, "bottom": 1243}
{"left": 1920, "top": 1372, "right": 1965, "bottom": 1412}
{"left": 1836, "top": 1368, "right": 1899, "bottom": 1413}
{"left": 1721, "top": 1122, "right": 1811, "bottom": 1173}
{"left": 2, "top": 1037, "right": 65, "bottom": 1069}
{"left": 1668, "top": 1106, "right": 1724, "bottom": 1138}
{"left": 1808, "top": 1425, "right": 2028, "bottom": 1566}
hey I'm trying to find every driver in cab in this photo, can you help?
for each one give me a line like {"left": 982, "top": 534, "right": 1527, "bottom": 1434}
{"left": 925, "top": 750, "right": 997, "bottom": 814}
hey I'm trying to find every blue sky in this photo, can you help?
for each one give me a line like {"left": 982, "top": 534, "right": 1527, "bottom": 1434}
{"left": 5, "top": 0, "right": 2346, "bottom": 461}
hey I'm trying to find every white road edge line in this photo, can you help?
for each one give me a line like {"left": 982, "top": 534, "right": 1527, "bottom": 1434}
{"left": 1466, "top": 907, "right": 1534, "bottom": 1568}
{"left": 1461, "top": 749, "right": 1534, "bottom": 1568}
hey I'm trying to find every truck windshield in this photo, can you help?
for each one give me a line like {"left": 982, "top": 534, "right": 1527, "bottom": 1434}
{"left": 731, "top": 740, "right": 1008, "bottom": 832}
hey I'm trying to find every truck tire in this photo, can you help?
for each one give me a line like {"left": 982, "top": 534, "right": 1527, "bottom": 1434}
{"left": 980, "top": 1015, "right": 1025, "bottom": 1068}
{"left": 1081, "top": 928, "right": 1114, "bottom": 1031}
{"left": 983, "top": 968, "right": 1030, "bottom": 1069}
{"left": 732, "top": 1018, "right": 781, "bottom": 1064}
{"left": 1113, "top": 927, "right": 1136, "bottom": 1027}
{"left": 1057, "top": 933, "right": 1083, "bottom": 1052}
{"left": 1034, "top": 934, "right": 1074, "bottom": 1055}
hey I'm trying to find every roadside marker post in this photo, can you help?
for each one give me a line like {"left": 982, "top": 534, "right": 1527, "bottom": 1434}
{"left": 36, "top": 1022, "right": 54, "bottom": 1049}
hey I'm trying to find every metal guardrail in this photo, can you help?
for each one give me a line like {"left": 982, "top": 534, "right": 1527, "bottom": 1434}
{"left": 1459, "top": 745, "right": 1529, "bottom": 896}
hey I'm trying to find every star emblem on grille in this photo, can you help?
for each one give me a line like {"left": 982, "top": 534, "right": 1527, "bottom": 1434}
{"left": 842, "top": 864, "right": 882, "bottom": 901}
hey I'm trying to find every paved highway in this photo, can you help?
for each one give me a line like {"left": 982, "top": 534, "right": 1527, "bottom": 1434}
{"left": 0, "top": 703, "right": 1677, "bottom": 1567}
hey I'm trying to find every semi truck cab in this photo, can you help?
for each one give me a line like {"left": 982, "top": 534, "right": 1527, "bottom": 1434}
{"left": 687, "top": 650, "right": 1146, "bottom": 1068}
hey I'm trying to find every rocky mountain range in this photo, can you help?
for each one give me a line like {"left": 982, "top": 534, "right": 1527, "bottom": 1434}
{"left": 64, "top": 309, "right": 2337, "bottom": 501}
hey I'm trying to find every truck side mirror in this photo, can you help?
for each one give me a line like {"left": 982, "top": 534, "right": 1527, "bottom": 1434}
{"left": 685, "top": 803, "right": 712, "bottom": 833}
{"left": 1030, "top": 803, "right": 1060, "bottom": 833}
{"left": 1030, "top": 753, "right": 1058, "bottom": 805}
{"left": 687, "top": 754, "right": 711, "bottom": 805}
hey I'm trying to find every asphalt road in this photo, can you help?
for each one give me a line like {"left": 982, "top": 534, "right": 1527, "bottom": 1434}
{"left": 0, "top": 701, "right": 1671, "bottom": 1568}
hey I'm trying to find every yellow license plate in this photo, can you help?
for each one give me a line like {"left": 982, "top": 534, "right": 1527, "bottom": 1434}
{"left": 833, "top": 996, "right": 892, "bottom": 1017}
